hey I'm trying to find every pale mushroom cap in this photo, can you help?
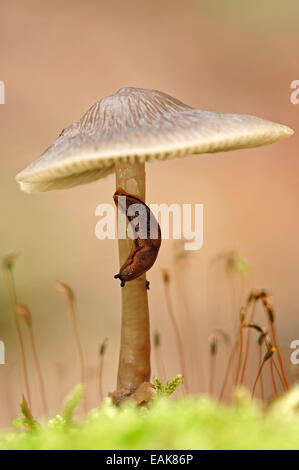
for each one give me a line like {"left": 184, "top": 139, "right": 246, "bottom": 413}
{"left": 16, "top": 87, "right": 294, "bottom": 193}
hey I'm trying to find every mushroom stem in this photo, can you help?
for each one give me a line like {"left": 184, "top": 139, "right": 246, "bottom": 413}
{"left": 114, "top": 160, "right": 151, "bottom": 395}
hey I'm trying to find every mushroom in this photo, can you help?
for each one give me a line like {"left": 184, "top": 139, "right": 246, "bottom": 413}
{"left": 16, "top": 87, "right": 293, "bottom": 403}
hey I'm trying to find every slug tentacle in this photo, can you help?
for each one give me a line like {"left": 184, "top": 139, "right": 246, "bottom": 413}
{"left": 113, "top": 189, "right": 161, "bottom": 286}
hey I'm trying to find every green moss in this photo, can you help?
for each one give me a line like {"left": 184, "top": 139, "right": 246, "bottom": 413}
{"left": 154, "top": 374, "right": 183, "bottom": 396}
{"left": 1, "top": 387, "right": 299, "bottom": 450}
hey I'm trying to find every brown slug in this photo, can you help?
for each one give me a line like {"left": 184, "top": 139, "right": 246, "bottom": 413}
{"left": 113, "top": 189, "right": 161, "bottom": 287}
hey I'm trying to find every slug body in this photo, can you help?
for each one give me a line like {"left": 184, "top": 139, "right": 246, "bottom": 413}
{"left": 113, "top": 189, "right": 161, "bottom": 286}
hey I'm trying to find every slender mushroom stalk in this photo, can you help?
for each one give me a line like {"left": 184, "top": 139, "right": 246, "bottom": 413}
{"left": 15, "top": 87, "right": 294, "bottom": 405}
{"left": 114, "top": 160, "right": 151, "bottom": 395}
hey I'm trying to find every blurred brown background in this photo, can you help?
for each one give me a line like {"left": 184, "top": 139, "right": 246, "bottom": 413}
{"left": 0, "top": 0, "right": 298, "bottom": 426}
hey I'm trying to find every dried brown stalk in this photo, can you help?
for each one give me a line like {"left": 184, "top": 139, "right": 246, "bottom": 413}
{"left": 153, "top": 329, "right": 166, "bottom": 382}
{"left": 2, "top": 254, "right": 31, "bottom": 407}
{"left": 98, "top": 337, "right": 109, "bottom": 403}
{"left": 162, "top": 269, "right": 189, "bottom": 392}
{"left": 239, "top": 300, "right": 257, "bottom": 385}
{"left": 15, "top": 304, "right": 48, "bottom": 415}
{"left": 56, "top": 281, "right": 87, "bottom": 412}
{"left": 219, "top": 340, "right": 239, "bottom": 402}
{"left": 252, "top": 347, "right": 276, "bottom": 399}
{"left": 235, "top": 307, "right": 246, "bottom": 387}
{"left": 261, "top": 296, "right": 289, "bottom": 390}
{"left": 209, "top": 334, "right": 217, "bottom": 396}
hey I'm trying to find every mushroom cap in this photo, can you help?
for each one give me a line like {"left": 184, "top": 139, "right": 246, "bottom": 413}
{"left": 16, "top": 87, "right": 294, "bottom": 193}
